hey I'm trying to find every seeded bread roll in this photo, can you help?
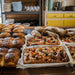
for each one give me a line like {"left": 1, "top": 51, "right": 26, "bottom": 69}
{"left": 12, "top": 33, "right": 25, "bottom": 38}
{"left": 0, "top": 32, "right": 11, "bottom": 38}
{"left": 0, "top": 53, "right": 5, "bottom": 67}
{"left": 13, "top": 28, "right": 24, "bottom": 33}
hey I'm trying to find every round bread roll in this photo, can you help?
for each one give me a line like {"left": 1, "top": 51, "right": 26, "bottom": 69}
{"left": 2, "top": 28, "right": 11, "bottom": 33}
{"left": 5, "top": 53, "right": 19, "bottom": 67}
{"left": 13, "top": 38, "right": 25, "bottom": 48}
{"left": 31, "top": 30, "right": 42, "bottom": 37}
{"left": 0, "top": 48, "right": 8, "bottom": 54}
{"left": 13, "top": 28, "right": 24, "bottom": 33}
{"left": 14, "top": 25, "right": 24, "bottom": 29}
{"left": 8, "top": 48, "right": 20, "bottom": 56}
{"left": 12, "top": 33, "right": 25, "bottom": 38}
{"left": 2, "top": 37, "right": 14, "bottom": 48}
{"left": 0, "top": 32, "right": 11, "bottom": 38}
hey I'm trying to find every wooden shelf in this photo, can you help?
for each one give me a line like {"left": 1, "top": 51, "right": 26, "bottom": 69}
{"left": 2, "top": 11, "right": 40, "bottom": 14}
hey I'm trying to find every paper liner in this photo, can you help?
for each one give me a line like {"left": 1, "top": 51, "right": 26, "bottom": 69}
{"left": 65, "top": 43, "right": 75, "bottom": 65}
{"left": 17, "top": 45, "right": 70, "bottom": 69}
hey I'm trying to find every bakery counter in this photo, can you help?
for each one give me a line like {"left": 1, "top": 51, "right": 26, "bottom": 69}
{"left": 0, "top": 66, "right": 75, "bottom": 75}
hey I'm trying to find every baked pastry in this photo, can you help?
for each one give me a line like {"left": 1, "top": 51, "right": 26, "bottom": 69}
{"left": 2, "top": 37, "right": 14, "bottom": 48}
{"left": 0, "top": 32, "right": 11, "bottom": 38}
{"left": 2, "top": 28, "right": 11, "bottom": 33}
{"left": 0, "top": 53, "right": 5, "bottom": 67}
{"left": 5, "top": 53, "right": 20, "bottom": 67}
{"left": 68, "top": 46, "right": 75, "bottom": 60}
{"left": 24, "top": 46, "right": 69, "bottom": 64}
{"left": 0, "top": 38, "right": 4, "bottom": 47}
{"left": 27, "top": 36, "right": 60, "bottom": 46}
{"left": 35, "top": 27, "right": 47, "bottom": 36}
{"left": 31, "top": 30, "right": 42, "bottom": 37}
{"left": 14, "top": 25, "right": 24, "bottom": 29}
{"left": 8, "top": 48, "right": 20, "bottom": 56}
{"left": 45, "top": 27, "right": 67, "bottom": 37}
{"left": 9, "top": 23, "right": 15, "bottom": 28}
{"left": 13, "top": 38, "right": 25, "bottom": 48}
{"left": 12, "top": 33, "right": 25, "bottom": 38}
{"left": 4, "top": 25, "right": 13, "bottom": 29}
{"left": 0, "top": 48, "right": 8, "bottom": 54}
{"left": 13, "top": 28, "right": 24, "bottom": 33}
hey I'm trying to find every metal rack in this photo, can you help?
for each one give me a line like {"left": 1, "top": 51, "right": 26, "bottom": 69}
{"left": 1, "top": 0, "right": 42, "bottom": 26}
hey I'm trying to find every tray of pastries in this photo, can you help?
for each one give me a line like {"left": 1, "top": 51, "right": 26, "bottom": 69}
{"left": 17, "top": 45, "right": 71, "bottom": 68}
{"left": 25, "top": 29, "right": 61, "bottom": 46}
{"left": 66, "top": 44, "right": 75, "bottom": 64}
{"left": 0, "top": 48, "right": 21, "bottom": 67}
{"left": 0, "top": 23, "right": 26, "bottom": 67}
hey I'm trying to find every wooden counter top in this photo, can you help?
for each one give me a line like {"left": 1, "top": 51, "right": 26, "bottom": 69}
{"left": 0, "top": 66, "right": 75, "bottom": 75}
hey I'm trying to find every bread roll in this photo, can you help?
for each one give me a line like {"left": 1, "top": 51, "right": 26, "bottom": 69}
{"left": 14, "top": 25, "right": 24, "bottom": 29}
{"left": 5, "top": 53, "right": 19, "bottom": 67}
{"left": 2, "top": 37, "right": 14, "bottom": 48}
{"left": 0, "top": 32, "right": 11, "bottom": 38}
{"left": 12, "top": 33, "right": 25, "bottom": 38}
{"left": 9, "top": 23, "right": 15, "bottom": 27}
{"left": 0, "top": 48, "right": 8, "bottom": 54}
{"left": 4, "top": 25, "right": 13, "bottom": 29}
{"left": 31, "top": 30, "right": 42, "bottom": 37}
{"left": 0, "top": 53, "right": 5, "bottom": 67}
{"left": 0, "top": 24, "right": 5, "bottom": 27}
{"left": 13, "top": 28, "right": 24, "bottom": 33}
{"left": 8, "top": 48, "right": 20, "bottom": 56}
{"left": 13, "top": 38, "right": 25, "bottom": 48}
{"left": 2, "top": 28, "right": 11, "bottom": 33}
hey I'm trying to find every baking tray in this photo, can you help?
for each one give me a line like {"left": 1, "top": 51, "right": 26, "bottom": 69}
{"left": 17, "top": 45, "right": 71, "bottom": 69}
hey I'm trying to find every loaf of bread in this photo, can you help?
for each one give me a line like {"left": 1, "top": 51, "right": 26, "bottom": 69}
{"left": 14, "top": 25, "right": 24, "bottom": 29}
{"left": 13, "top": 28, "right": 24, "bottom": 33}
{"left": 0, "top": 32, "right": 11, "bottom": 38}
{"left": 13, "top": 38, "right": 25, "bottom": 48}
{"left": 12, "top": 33, "right": 25, "bottom": 38}
{"left": 2, "top": 28, "right": 12, "bottom": 33}
{"left": 2, "top": 37, "right": 14, "bottom": 48}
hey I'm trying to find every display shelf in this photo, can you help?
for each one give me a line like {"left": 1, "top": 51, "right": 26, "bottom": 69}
{"left": 2, "top": 11, "right": 40, "bottom": 14}
{"left": 1, "top": 0, "right": 42, "bottom": 26}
